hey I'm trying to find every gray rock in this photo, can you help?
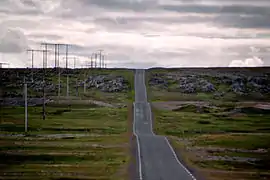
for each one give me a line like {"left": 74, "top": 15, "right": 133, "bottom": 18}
{"left": 179, "top": 83, "right": 196, "bottom": 93}
{"left": 231, "top": 81, "right": 246, "bottom": 94}
{"left": 177, "top": 77, "right": 215, "bottom": 93}
{"left": 200, "top": 81, "right": 215, "bottom": 92}
{"left": 84, "top": 75, "right": 129, "bottom": 92}
{"left": 149, "top": 75, "right": 168, "bottom": 87}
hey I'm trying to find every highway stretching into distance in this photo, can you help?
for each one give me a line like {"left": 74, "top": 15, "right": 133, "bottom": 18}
{"left": 133, "top": 69, "right": 196, "bottom": 180}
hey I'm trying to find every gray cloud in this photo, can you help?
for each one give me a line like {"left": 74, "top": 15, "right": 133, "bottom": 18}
{"left": 1, "top": 0, "right": 270, "bottom": 68}
{"left": 0, "top": 0, "right": 42, "bottom": 15}
{"left": 162, "top": 4, "right": 270, "bottom": 15}
{"left": 213, "top": 14, "right": 270, "bottom": 29}
{"left": 28, "top": 33, "right": 63, "bottom": 41}
{"left": 77, "top": 0, "right": 159, "bottom": 11}
{"left": 0, "top": 27, "right": 29, "bottom": 53}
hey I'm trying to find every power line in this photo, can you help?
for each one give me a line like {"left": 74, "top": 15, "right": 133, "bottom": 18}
{"left": 41, "top": 49, "right": 50, "bottom": 121}
{"left": 41, "top": 43, "right": 67, "bottom": 68}
{"left": 27, "top": 49, "right": 50, "bottom": 82}
{"left": 41, "top": 43, "right": 71, "bottom": 98}
{"left": 97, "top": 50, "right": 103, "bottom": 68}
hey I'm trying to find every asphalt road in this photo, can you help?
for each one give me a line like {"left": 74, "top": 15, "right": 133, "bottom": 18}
{"left": 134, "top": 69, "right": 195, "bottom": 180}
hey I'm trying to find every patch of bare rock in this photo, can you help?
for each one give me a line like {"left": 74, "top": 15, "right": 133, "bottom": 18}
{"left": 149, "top": 70, "right": 270, "bottom": 96}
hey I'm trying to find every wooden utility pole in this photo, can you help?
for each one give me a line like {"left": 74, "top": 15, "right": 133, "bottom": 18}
{"left": 41, "top": 43, "right": 62, "bottom": 99}
{"left": 94, "top": 53, "right": 98, "bottom": 68}
{"left": 26, "top": 48, "right": 49, "bottom": 120}
{"left": 90, "top": 54, "right": 94, "bottom": 68}
{"left": 41, "top": 43, "right": 63, "bottom": 68}
{"left": 24, "top": 76, "right": 28, "bottom": 132}
{"left": 58, "top": 44, "right": 61, "bottom": 100}
{"left": 54, "top": 44, "right": 58, "bottom": 68}
{"left": 41, "top": 49, "right": 49, "bottom": 120}
{"left": 97, "top": 50, "right": 103, "bottom": 68}
{"left": 60, "top": 44, "right": 69, "bottom": 97}
{"left": 27, "top": 49, "right": 49, "bottom": 82}
{"left": 102, "top": 55, "right": 105, "bottom": 68}
{"left": 91, "top": 53, "right": 96, "bottom": 68}
{"left": 41, "top": 42, "right": 71, "bottom": 98}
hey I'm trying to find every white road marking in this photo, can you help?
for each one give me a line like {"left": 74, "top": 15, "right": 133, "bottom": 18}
{"left": 134, "top": 69, "right": 197, "bottom": 180}
{"left": 147, "top": 102, "right": 155, "bottom": 135}
{"left": 165, "top": 137, "right": 197, "bottom": 180}
{"left": 133, "top": 102, "right": 143, "bottom": 180}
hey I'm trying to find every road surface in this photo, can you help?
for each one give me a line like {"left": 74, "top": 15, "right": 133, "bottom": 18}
{"left": 133, "top": 69, "right": 196, "bottom": 180}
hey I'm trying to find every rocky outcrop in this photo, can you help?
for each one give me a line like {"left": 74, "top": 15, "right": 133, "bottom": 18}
{"left": 1, "top": 69, "right": 130, "bottom": 98}
{"left": 149, "top": 71, "right": 270, "bottom": 95}
{"left": 177, "top": 77, "right": 215, "bottom": 93}
{"left": 83, "top": 75, "right": 129, "bottom": 92}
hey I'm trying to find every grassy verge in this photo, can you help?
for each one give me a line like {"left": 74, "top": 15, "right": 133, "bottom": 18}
{"left": 0, "top": 105, "right": 129, "bottom": 180}
{"left": 152, "top": 104, "right": 270, "bottom": 180}
{"left": 148, "top": 90, "right": 241, "bottom": 102}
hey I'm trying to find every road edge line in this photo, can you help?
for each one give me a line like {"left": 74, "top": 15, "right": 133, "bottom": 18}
{"left": 133, "top": 102, "right": 143, "bottom": 180}
{"left": 165, "top": 137, "right": 197, "bottom": 180}
{"left": 147, "top": 102, "right": 155, "bottom": 135}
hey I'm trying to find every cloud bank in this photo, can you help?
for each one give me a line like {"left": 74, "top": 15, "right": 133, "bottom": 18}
{"left": 0, "top": 0, "right": 270, "bottom": 68}
{"left": 229, "top": 56, "right": 264, "bottom": 67}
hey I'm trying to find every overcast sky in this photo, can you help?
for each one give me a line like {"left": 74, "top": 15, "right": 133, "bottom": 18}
{"left": 0, "top": 0, "right": 270, "bottom": 68}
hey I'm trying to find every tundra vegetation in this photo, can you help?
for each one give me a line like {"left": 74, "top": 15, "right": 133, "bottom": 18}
{"left": 148, "top": 68, "right": 270, "bottom": 180}
{"left": 0, "top": 68, "right": 134, "bottom": 180}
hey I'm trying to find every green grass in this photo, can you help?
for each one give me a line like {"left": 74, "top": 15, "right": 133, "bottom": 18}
{"left": 0, "top": 105, "right": 129, "bottom": 180}
{"left": 149, "top": 68, "right": 270, "bottom": 179}
{"left": 153, "top": 103, "right": 270, "bottom": 178}
{"left": 194, "top": 134, "right": 270, "bottom": 150}
{"left": 195, "top": 160, "right": 268, "bottom": 171}
{"left": 153, "top": 107, "right": 270, "bottom": 137}
{"left": 209, "top": 151, "right": 268, "bottom": 159}
{"left": 148, "top": 89, "right": 242, "bottom": 102}
{"left": 1, "top": 106, "right": 127, "bottom": 134}
{"left": 0, "top": 137, "right": 129, "bottom": 180}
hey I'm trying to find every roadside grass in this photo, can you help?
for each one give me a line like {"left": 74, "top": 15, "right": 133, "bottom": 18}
{"left": 194, "top": 134, "right": 270, "bottom": 150}
{"left": 82, "top": 91, "right": 130, "bottom": 103}
{"left": 1, "top": 106, "right": 127, "bottom": 134}
{"left": 149, "top": 68, "right": 270, "bottom": 179}
{"left": 153, "top": 106, "right": 270, "bottom": 137}
{"left": 169, "top": 136, "right": 270, "bottom": 180}
{"left": 0, "top": 105, "right": 130, "bottom": 180}
{"left": 149, "top": 90, "right": 268, "bottom": 102}
{"left": 153, "top": 104, "right": 270, "bottom": 179}
{"left": 0, "top": 138, "right": 129, "bottom": 180}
